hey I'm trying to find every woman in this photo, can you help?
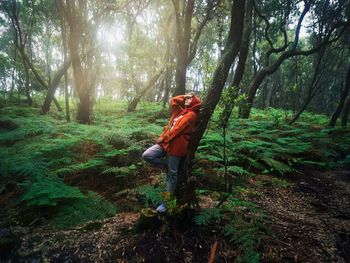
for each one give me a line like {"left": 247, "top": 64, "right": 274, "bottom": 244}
{"left": 142, "top": 92, "right": 201, "bottom": 212}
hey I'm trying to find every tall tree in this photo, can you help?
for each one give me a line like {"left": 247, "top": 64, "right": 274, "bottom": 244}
{"left": 239, "top": 0, "right": 347, "bottom": 119}
{"left": 180, "top": 0, "right": 246, "bottom": 190}
{"left": 172, "top": 0, "right": 220, "bottom": 95}
{"left": 2, "top": 0, "right": 68, "bottom": 111}
{"left": 58, "top": 0, "right": 102, "bottom": 123}
{"left": 329, "top": 55, "right": 350, "bottom": 127}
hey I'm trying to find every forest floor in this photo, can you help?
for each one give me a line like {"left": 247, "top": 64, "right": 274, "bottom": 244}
{"left": 1, "top": 167, "right": 349, "bottom": 263}
{"left": 1, "top": 103, "right": 350, "bottom": 262}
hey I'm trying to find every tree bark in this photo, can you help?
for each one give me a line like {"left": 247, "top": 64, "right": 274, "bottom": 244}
{"left": 23, "top": 58, "right": 32, "bottom": 106}
{"left": 329, "top": 63, "right": 350, "bottom": 127}
{"left": 289, "top": 48, "right": 326, "bottom": 124}
{"left": 341, "top": 96, "right": 350, "bottom": 126}
{"left": 127, "top": 70, "right": 164, "bottom": 112}
{"left": 172, "top": 0, "right": 219, "bottom": 96}
{"left": 5, "top": 1, "right": 63, "bottom": 111}
{"left": 220, "top": 0, "right": 253, "bottom": 127}
{"left": 178, "top": 0, "right": 246, "bottom": 194}
{"left": 41, "top": 58, "right": 72, "bottom": 114}
{"left": 58, "top": 0, "right": 71, "bottom": 122}
{"left": 63, "top": 0, "right": 93, "bottom": 124}
{"left": 238, "top": 1, "right": 344, "bottom": 118}
{"left": 172, "top": 0, "right": 195, "bottom": 96}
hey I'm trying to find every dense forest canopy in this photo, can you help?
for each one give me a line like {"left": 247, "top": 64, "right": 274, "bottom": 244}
{"left": 0, "top": 0, "right": 349, "bottom": 125}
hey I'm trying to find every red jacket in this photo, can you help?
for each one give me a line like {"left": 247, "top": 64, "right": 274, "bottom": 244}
{"left": 159, "top": 95, "right": 201, "bottom": 157}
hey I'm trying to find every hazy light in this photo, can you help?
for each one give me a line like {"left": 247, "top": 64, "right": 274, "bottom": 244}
{"left": 97, "top": 23, "right": 125, "bottom": 50}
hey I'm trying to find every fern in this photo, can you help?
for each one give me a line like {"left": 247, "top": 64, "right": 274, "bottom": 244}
{"left": 226, "top": 165, "right": 251, "bottom": 176}
{"left": 260, "top": 157, "right": 294, "bottom": 175}
{"left": 223, "top": 197, "right": 267, "bottom": 263}
{"left": 104, "top": 131, "right": 131, "bottom": 148}
{"left": 54, "top": 159, "right": 107, "bottom": 176}
{"left": 341, "top": 155, "right": 350, "bottom": 167}
{"left": 194, "top": 208, "right": 222, "bottom": 225}
{"left": 21, "top": 175, "right": 84, "bottom": 206}
{"left": 0, "top": 146, "right": 10, "bottom": 176}
{"left": 6, "top": 153, "right": 49, "bottom": 178}
{"left": 101, "top": 164, "right": 137, "bottom": 178}
{"left": 0, "top": 129, "right": 26, "bottom": 145}
{"left": 298, "top": 160, "right": 328, "bottom": 168}
{"left": 136, "top": 184, "right": 163, "bottom": 207}
{"left": 51, "top": 191, "right": 118, "bottom": 229}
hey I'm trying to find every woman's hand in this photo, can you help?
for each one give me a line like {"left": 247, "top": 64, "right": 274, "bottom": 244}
{"left": 156, "top": 137, "right": 164, "bottom": 144}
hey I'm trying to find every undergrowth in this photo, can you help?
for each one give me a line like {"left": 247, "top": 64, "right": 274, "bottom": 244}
{"left": 0, "top": 99, "right": 349, "bottom": 237}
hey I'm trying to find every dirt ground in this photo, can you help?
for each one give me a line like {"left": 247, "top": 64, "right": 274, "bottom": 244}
{"left": 256, "top": 169, "right": 350, "bottom": 262}
{"left": 0, "top": 168, "right": 349, "bottom": 262}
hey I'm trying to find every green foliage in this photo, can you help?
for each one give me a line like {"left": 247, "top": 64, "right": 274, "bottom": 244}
{"left": 1, "top": 98, "right": 350, "bottom": 241}
{"left": 260, "top": 157, "right": 294, "bottom": 175}
{"left": 198, "top": 108, "right": 350, "bottom": 179}
{"left": 101, "top": 164, "right": 137, "bottom": 178}
{"left": 136, "top": 184, "right": 163, "bottom": 207}
{"left": 269, "top": 177, "right": 290, "bottom": 188}
{"left": 54, "top": 159, "right": 107, "bottom": 176}
{"left": 194, "top": 208, "right": 222, "bottom": 225}
{"left": 105, "top": 131, "right": 131, "bottom": 148}
{"left": 225, "top": 165, "right": 251, "bottom": 176}
{"left": 193, "top": 193, "right": 267, "bottom": 263}
{"left": 51, "top": 192, "right": 118, "bottom": 229}
{"left": 21, "top": 175, "right": 85, "bottom": 206}
{"left": 223, "top": 197, "right": 268, "bottom": 263}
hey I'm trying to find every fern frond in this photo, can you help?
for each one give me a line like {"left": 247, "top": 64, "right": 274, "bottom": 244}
{"left": 194, "top": 208, "right": 222, "bottom": 225}
{"left": 136, "top": 184, "right": 163, "bottom": 207}
{"left": 51, "top": 191, "right": 118, "bottom": 229}
{"left": 21, "top": 175, "right": 84, "bottom": 206}
{"left": 101, "top": 165, "right": 136, "bottom": 177}
{"left": 260, "top": 157, "right": 293, "bottom": 175}
{"left": 54, "top": 159, "right": 107, "bottom": 176}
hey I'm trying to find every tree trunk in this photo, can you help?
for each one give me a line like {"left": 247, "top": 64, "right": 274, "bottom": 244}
{"left": 63, "top": 0, "right": 92, "bottom": 124}
{"left": 162, "top": 66, "right": 171, "bottom": 110}
{"left": 289, "top": 48, "right": 326, "bottom": 124}
{"left": 172, "top": 0, "right": 194, "bottom": 96}
{"left": 23, "top": 59, "right": 32, "bottom": 106}
{"left": 289, "top": 93, "right": 316, "bottom": 124}
{"left": 238, "top": 1, "right": 324, "bottom": 118}
{"left": 232, "top": 0, "right": 253, "bottom": 90}
{"left": 220, "top": 0, "right": 253, "bottom": 129}
{"left": 5, "top": 2, "right": 62, "bottom": 111}
{"left": 128, "top": 70, "right": 163, "bottom": 112}
{"left": 41, "top": 58, "right": 71, "bottom": 114}
{"left": 329, "top": 63, "right": 350, "bottom": 127}
{"left": 341, "top": 96, "right": 350, "bottom": 126}
{"left": 58, "top": 0, "right": 71, "bottom": 122}
{"left": 178, "top": 0, "right": 246, "bottom": 195}
{"left": 162, "top": 29, "right": 173, "bottom": 109}
{"left": 172, "top": 0, "right": 219, "bottom": 96}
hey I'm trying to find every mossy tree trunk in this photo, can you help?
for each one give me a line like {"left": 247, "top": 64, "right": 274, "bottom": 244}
{"left": 329, "top": 60, "right": 350, "bottom": 127}
{"left": 178, "top": 0, "right": 246, "bottom": 197}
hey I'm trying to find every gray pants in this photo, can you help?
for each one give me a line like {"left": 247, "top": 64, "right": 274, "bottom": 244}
{"left": 142, "top": 144, "right": 181, "bottom": 195}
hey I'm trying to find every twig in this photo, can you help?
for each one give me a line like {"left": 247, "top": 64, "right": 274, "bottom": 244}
{"left": 208, "top": 240, "right": 218, "bottom": 263}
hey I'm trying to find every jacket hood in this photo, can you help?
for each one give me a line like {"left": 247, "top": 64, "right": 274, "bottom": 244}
{"left": 182, "top": 96, "right": 201, "bottom": 114}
